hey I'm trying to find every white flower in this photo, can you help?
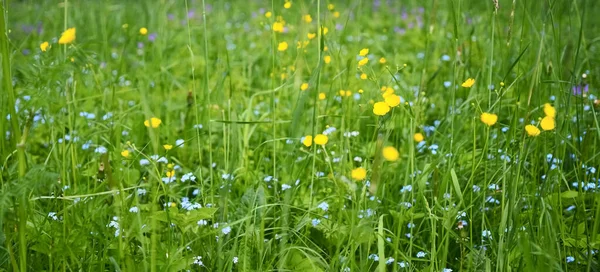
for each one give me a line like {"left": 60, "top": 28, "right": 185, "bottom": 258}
{"left": 94, "top": 146, "right": 108, "bottom": 154}
{"left": 197, "top": 220, "right": 208, "bottom": 226}
{"left": 311, "top": 218, "right": 320, "bottom": 227}
{"left": 566, "top": 256, "right": 575, "bottom": 263}
{"left": 317, "top": 202, "right": 329, "bottom": 211}
{"left": 416, "top": 251, "right": 426, "bottom": 258}
{"left": 48, "top": 212, "right": 59, "bottom": 221}
{"left": 281, "top": 184, "right": 291, "bottom": 191}
{"left": 181, "top": 172, "right": 196, "bottom": 182}
{"left": 193, "top": 256, "right": 204, "bottom": 266}
{"left": 175, "top": 139, "right": 184, "bottom": 147}
{"left": 232, "top": 256, "right": 238, "bottom": 264}
{"left": 222, "top": 226, "right": 232, "bottom": 235}
{"left": 139, "top": 159, "right": 150, "bottom": 166}
{"left": 129, "top": 206, "right": 139, "bottom": 213}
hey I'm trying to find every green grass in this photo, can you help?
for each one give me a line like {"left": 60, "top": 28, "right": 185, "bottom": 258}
{"left": 1, "top": 0, "right": 600, "bottom": 271}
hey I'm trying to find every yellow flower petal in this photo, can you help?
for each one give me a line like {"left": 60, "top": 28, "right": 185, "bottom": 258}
{"left": 144, "top": 117, "right": 162, "bottom": 128}
{"left": 314, "top": 134, "right": 328, "bottom": 145}
{"left": 382, "top": 146, "right": 399, "bottom": 161}
{"left": 461, "top": 78, "right": 475, "bottom": 88}
{"left": 58, "top": 28, "right": 76, "bottom": 44}
{"left": 351, "top": 167, "right": 367, "bottom": 180}
{"left": 373, "top": 102, "right": 390, "bottom": 116}
{"left": 525, "top": 124, "right": 540, "bottom": 136}
{"left": 480, "top": 112, "right": 498, "bottom": 126}
{"left": 540, "top": 116, "right": 555, "bottom": 131}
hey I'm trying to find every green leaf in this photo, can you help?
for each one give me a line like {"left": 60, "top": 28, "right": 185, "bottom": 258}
{"left": 561, "top": 191, "right": 578, "bottom": 198}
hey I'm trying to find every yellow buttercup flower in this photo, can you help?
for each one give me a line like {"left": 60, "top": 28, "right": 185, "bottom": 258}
{"left": 121, "top": 150, "right": 130, "bottom": 158}
{"left": 373, "top": 102, "right": 390, "bottom": 116}
{"left": 461, "top": 78, "right": 475, "bottom": 88}
{"left": 278, "top": 42, "right": 288, "bottom": 51}
{"left": 166, "top": 170, "right": 175, "bottom": 178}
{"left": 382, "top": 146, "right": 399, "bottom": 161}
{"left": 351, "top": 167, "right": 367, "bottom": 180}
{"left": 265, "top": 11, "right": 272, "bottom": 18}
{"left": 327, "top": 4, "right": 335, "bottom": 10}
{"left": 307, "top": 32, "right": 316, "bottom": 39}
{"left": 525, "top": 125, "right": 540, "bottom": 136}
{"left": 163, "top": 144, "right": 173, "bottom": 150}
{"left": 413, "top": 133, "right": 424, "bottom": 143}
{"left": 40, "top": 41, "right": 49, "bottom": 52}
{"left": 543, "top": 103, "right": 556, "bottom": 118}
{"left": 144, "top": 117, "right": 162, "bottom": 128}
{"left": 480, "top": 112, "right": 498, "bottom": 126}
{"left": 314, "top": 134, "right": 328, "bottom": 145}
{"left": 273, "top": 22, "right": 284, "bottom": 33}
{"left": 139, "top": 27, "right": 148, "bottom": 35}
{"left": 385, "top": 95, "right": 401, "bottom": 107}
{"left": 358, "top": 58, "right": 369, "bottom": 67}
{"left": 324, "top": 55, "right": 331, "bottom": 64}
{"left": 360, "top": 73, "right": 367, "bottom": 80}
{"left": 318, "top": 92, "right": 326, "bottom": 100}
{"left": 284, "top": 1, "right": 291, "bottom": 8}
{"left": 359, "top": 48, "right": 369, "bottom": 56}
{"left": 303, "top": 14, "right": 312, "bottom": 23}
{"left": 540, "top": 116, "right": 555, "bottom": 131}
{"left": 302, "top": 135, "right": 313, "bottom": 147}
{"left": 300, "top": 83, "right": 309, "bottom": 91}
{"left": 379, "top": 57, "right": 386, "bottom": 64}
{"left": 58, "top": 28, "right": 76, "bottom": 44}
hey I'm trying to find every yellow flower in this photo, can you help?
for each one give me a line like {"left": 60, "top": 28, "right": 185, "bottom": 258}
{"left": 40, "top": 41, "right": 49, "bottom": 52}
{"left": 265, "top": 11, "right": 272, "bottom": 18}
{"left": 385, "top": 95, "right": 401, "bottom": 107}
{"left": 351, "top": 167, "right": 367, "bottom": 180}
{"left": 373, "top": 102, "right": 390, "bottom": 116}
{"left": 144, "top": 117, "right": 162, "bottom": 128}
{"left": 480, "top": 112, "right": 498, "bottom": 126}
{"left": 379, "top": 57, "right": 386, "bottom": 64}
{"left": 58, "top": 28, "right": 76, "bottom": 44}
{"left": 382, "top": 88, "right": 394, "bottom": 98}
{"left": 414, "top": 133, "right": 425, "bottom": 143}
{"left": 139, "top": 27, "right": 148, "bottom": 35}
{"left": 382, "top": 146, "right": 399, "bottom": 161}
{"left": 284, "top": 1, "right": 291, "bottom": 8}
{"left": 324, "top": 55, "right": 331, "bottom": 64}
{"left": 322, "top": 27, "right": 329, "bottom": 35}
{"left": 314, "top": 134, "right": 328, "bottom": 145}
{"left": 461, "top": 78, "right": 475, "bottom": 88}
{"left": 278, "top": 41, "right": 288, "bottom": 51}
{"left": 500, "top": 81, "right": 505, "bottom": 87}
{"left": 333, "top": 11, "right": 340, "bottom": 18}
{"left": 360, "top": 73, "right": 367, "bottom": 80}
{"left": 525, "top": 124, "right": 540, "bottom": 137}
{"left": 300, "top": 83, "right": 309, "bottom": 91}
{"left": 166, "top": 170, "right": 175, "bottom": 178}
{"left": 121, "top": 150, "right": 130, "bottom": 158}
{"left": 327, "top": 4, "right": 335, "bottom": 10}
{"left": 318, "top": 92, "right": 326, "bottom": 100}
{"left": 544, "top": 103, "right": 556, "bottom": 118}
{"left": 323, "top": 46, "right": 328, "bottom": 51}
{"left": 163, "top": 144, "right": 173, "bottom": 150}
{"left": 358, "top": 89, "right": 364, "bottom": 94}
{"left": 307, "top": 32, "right": 316, "bottom": 39}
{"left": 359, "top": 48, "right": 369, "bottom": 56}
{"left": 273, "top": 22, "right": 284, "bottom": 33}
{"left": 302, "top": 135, "right": 313, "bottom": 147}
{"left": 540, "top": 116, "right": 555, "bottom": 131}
{"left": 303, "top": 14, "right": 312, "bottom": 23}
{"left": 358, "top": 58, "right": 369, "bottom": 67}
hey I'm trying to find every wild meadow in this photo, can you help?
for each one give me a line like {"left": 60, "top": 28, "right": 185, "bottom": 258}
{"left": 1, "top": 0, "right": 599, "bottom": 271}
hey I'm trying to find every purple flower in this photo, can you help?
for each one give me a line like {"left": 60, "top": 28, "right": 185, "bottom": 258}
{"left": 572, "top": 84, "right": 589, "bottom": 96}
{"left": 148, "top": 33, "right": 157, "bottom": 42}
{"left": 167, "top": 13, "right": 175, "bottom": 20}
{"left": 22, "top": 49, "right": 30, "bottom": 55}
{"left": 137, "top": 42, "right": 144, "bottom": 49}
{"left": 335, "top": 23, "right": 344, "bottom": 31}
{"left": 187, "top": 10, "right": 195, "bottom": 19}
